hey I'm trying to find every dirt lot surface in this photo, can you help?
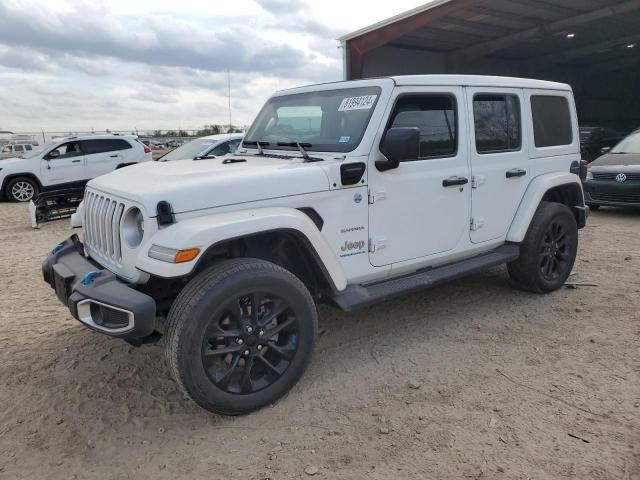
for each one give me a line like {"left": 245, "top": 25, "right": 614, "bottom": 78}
{"left": 0, "top": 203, "right": 639, "bottom": 480}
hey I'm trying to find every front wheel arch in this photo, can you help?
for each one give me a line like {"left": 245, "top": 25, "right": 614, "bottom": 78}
{"left": 192, "top": 229, "right": 339, "bottom": 299}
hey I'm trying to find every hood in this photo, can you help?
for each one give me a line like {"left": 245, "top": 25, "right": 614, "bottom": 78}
{"left": 88, "top": 155, "right": 331, "bottom": 215}
{"left": 589, "top": 153, "right": 640, "bottom": 171}
{"left": 0, "top": 156, "right": 27, "bottom": 165}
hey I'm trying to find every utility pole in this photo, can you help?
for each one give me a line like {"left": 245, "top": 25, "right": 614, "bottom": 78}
{"left": 227, "top": 69, "right": 232, "bottom": 132}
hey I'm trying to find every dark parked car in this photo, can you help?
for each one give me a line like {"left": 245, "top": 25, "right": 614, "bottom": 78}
{"left": 580, "top": 126, "right": 623, "bottom": 163}
{"left": 583, "top": 130, "right": 640, "bottom": 209}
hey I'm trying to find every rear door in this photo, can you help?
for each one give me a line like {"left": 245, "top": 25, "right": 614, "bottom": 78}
{"left": 40, "top": 140, "right": 86, "bottom": 185}
{"left": 466, "top": 87, "right": 529, "bottom": 243}
{"left": 368, "top": 86, "right": 471, "bottom": 267}
{"left": 82, "top": 139, "right": 132, "bottom": 178}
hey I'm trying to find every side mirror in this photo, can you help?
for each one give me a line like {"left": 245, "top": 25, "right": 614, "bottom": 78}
{"left": 601, "top": 146, "right": 611, "bottom": 154}
{"left": 47, "top": 149, "right": 60, "bottom": 159}
{"left": 377, "top": 127, "right": 420, "bottom": 172}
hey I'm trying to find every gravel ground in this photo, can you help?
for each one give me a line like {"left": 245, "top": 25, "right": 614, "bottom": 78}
{"left": 0, "top": 202, "right": 639, "bottom": 479}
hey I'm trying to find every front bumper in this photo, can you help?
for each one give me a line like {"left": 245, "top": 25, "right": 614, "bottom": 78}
{"left": 583, "top": 180, "right": 640, "bottom": 207}
{"left": 42, "top": 235, "right": 156, "bottom": 339}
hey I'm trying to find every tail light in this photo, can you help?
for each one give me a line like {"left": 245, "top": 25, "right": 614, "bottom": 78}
{"left": 144, "top": 146, "right": 152, "bottom": 154}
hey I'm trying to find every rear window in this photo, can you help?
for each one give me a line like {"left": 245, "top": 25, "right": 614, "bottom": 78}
{"left": 531, "top": 96, "right": 573, "bottom": 148}
{"left": 473, "top": 94, "right": 521, "bottom": 154}
{"left": 83, "top": 138, "right": 132, "bottom": 155}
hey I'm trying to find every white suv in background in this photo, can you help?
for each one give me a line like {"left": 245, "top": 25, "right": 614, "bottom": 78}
{"left": 0, "top": 134, "right": 152, "bottom": 202}
{"left": 1, "top": 143, "right": 36, "bottom": 159}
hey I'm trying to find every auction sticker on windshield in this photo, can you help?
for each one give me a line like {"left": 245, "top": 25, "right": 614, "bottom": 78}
{"left": 338, "top": 95, "right": 377, "bottom": 112}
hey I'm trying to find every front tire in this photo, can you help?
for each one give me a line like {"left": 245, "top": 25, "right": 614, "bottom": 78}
{"left": 6, "top": 177, "right": 39, "bottom": 202}
{"left": 165, "top": 258, "right": 317, "bottom": 415}
{"left": 508, "top": 202, "right": 578, "bottom": 293}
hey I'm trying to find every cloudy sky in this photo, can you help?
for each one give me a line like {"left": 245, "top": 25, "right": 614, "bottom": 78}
{"left": 0, "top": 0, "right": 427, "bottom": 133}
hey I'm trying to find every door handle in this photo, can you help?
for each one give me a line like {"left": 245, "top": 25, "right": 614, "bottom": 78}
{"left": 71, "top": 159, "right": 81, "bottom": 163}
{"left": 442, "top": 176, "right": 469, "bottom": 187}
{"left": 506, "top": 168, "right": 526, "bottom": 178}
{"left": 109, "top": 155, "right": 119, "bottom": 158}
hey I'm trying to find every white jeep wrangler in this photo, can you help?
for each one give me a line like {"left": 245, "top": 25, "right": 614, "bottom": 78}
{"left": 43, "top": 75, "right": 588, "bottom": 415}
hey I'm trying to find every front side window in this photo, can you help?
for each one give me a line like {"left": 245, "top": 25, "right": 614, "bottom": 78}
{"left": 244, "top": 87, "right": 381, "bottom": 153}
{"left": 49, "top": 141, "right": 82, "bottom": 159}
{"left": 531, "top": 95, "right": 573, "bottom": 148}
{"left": 387, "top": 95, "right": 457, "bottom": 159}
{"left": 473, "top": 94, "right": 521, "bottom": 154}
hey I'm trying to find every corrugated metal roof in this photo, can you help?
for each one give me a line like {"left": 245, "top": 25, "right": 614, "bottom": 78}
{"left": 341, "top": 0, "right": 640, "bottom": 72}
{"left": 337, "top": 0, "right": 453, "bottom": 42}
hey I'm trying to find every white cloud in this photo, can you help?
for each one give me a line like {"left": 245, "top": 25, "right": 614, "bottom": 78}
{"left": 0, "top": 0, "right": 427, "bottom": 132}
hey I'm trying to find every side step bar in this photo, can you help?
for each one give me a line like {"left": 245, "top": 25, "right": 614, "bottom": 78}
{"left": 331, "top": 244, "right": 520, "bottom": 311}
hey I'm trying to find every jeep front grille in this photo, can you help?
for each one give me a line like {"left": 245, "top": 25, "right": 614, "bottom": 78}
{"left": 83, "top": 191, "right": 125, "bottom": 264}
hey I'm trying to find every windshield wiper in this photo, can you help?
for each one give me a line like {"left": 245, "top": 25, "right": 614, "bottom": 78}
{"left": 243, "top": 140, "right": 270, "bottom": 155}
{"left": 276, "top": 142, "right": 321, "bottom": 162}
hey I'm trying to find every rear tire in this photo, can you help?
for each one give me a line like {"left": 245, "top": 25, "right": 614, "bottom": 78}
{"left": 508, "top": 202, "right": 578, "bottom": 293}
{"left": 6, "top": 177, "right": 39, "bottom": 202}
{"left": 165, "top": 258, "right": 317, "bottom": 415}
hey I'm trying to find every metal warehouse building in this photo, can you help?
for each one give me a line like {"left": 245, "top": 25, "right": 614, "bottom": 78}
{"left": 339, "top": 0, "right": 640, "bottom": 131}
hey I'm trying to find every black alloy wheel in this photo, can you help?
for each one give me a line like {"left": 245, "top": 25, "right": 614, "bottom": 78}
{"left": 165, "top": 258, "right": 317, "bottom": 415}
{"left": 202, "top": 292, "right": 300, "bottom": 395}
{"left": 539, "top": 220, "right": 572, "bottom": 282}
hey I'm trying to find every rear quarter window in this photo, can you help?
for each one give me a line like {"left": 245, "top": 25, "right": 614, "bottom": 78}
{"left": 531, "top": 95, "right": 573, "bottom": 148}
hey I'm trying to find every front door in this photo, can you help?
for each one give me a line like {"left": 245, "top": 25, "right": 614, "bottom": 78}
{"left": 40, "top": 140, "right": 86, "bottom": 186}
{"left": 368, "top": 87, "right": 471, "bottom": 267}
{"left": 466, "top": 88, "right": 529, "bottom": 243}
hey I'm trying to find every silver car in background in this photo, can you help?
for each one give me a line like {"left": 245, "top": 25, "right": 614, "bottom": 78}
{"left": 157, "top": 134, "right": 244, "bottom": 162}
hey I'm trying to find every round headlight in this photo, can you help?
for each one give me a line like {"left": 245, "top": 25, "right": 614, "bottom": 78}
{"left": 122, "top": 207, "right": 145, "bottom": 248}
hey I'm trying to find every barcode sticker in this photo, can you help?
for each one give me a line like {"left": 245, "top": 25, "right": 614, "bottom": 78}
{"left": 338, "top": 95, "right": 377, "bottom": 112}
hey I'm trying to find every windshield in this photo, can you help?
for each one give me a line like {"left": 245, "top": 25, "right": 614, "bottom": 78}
{"left": 244, "top": 86, "right": 381, "bottom": 153}
{"left": 22, "top": 140, "right": 57, "bottom": 159}
{"left": 611, "top": 131, "right": 640, "bottom": 154}
{"left": 159, "top": 139, "right": 217, "bottom": 161}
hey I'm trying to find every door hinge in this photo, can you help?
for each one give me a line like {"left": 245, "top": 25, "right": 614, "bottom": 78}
{"left": 471, "top": 175, "right": 486, "bottom": 189}
{"left": 368, "top": 188, "right": 386, "bottom": 204}
{"left": 369, "top": 237, "right": 387, "bottom": 253}
{"left": 470, "top": 217, "right": 485, "bottom": 231}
